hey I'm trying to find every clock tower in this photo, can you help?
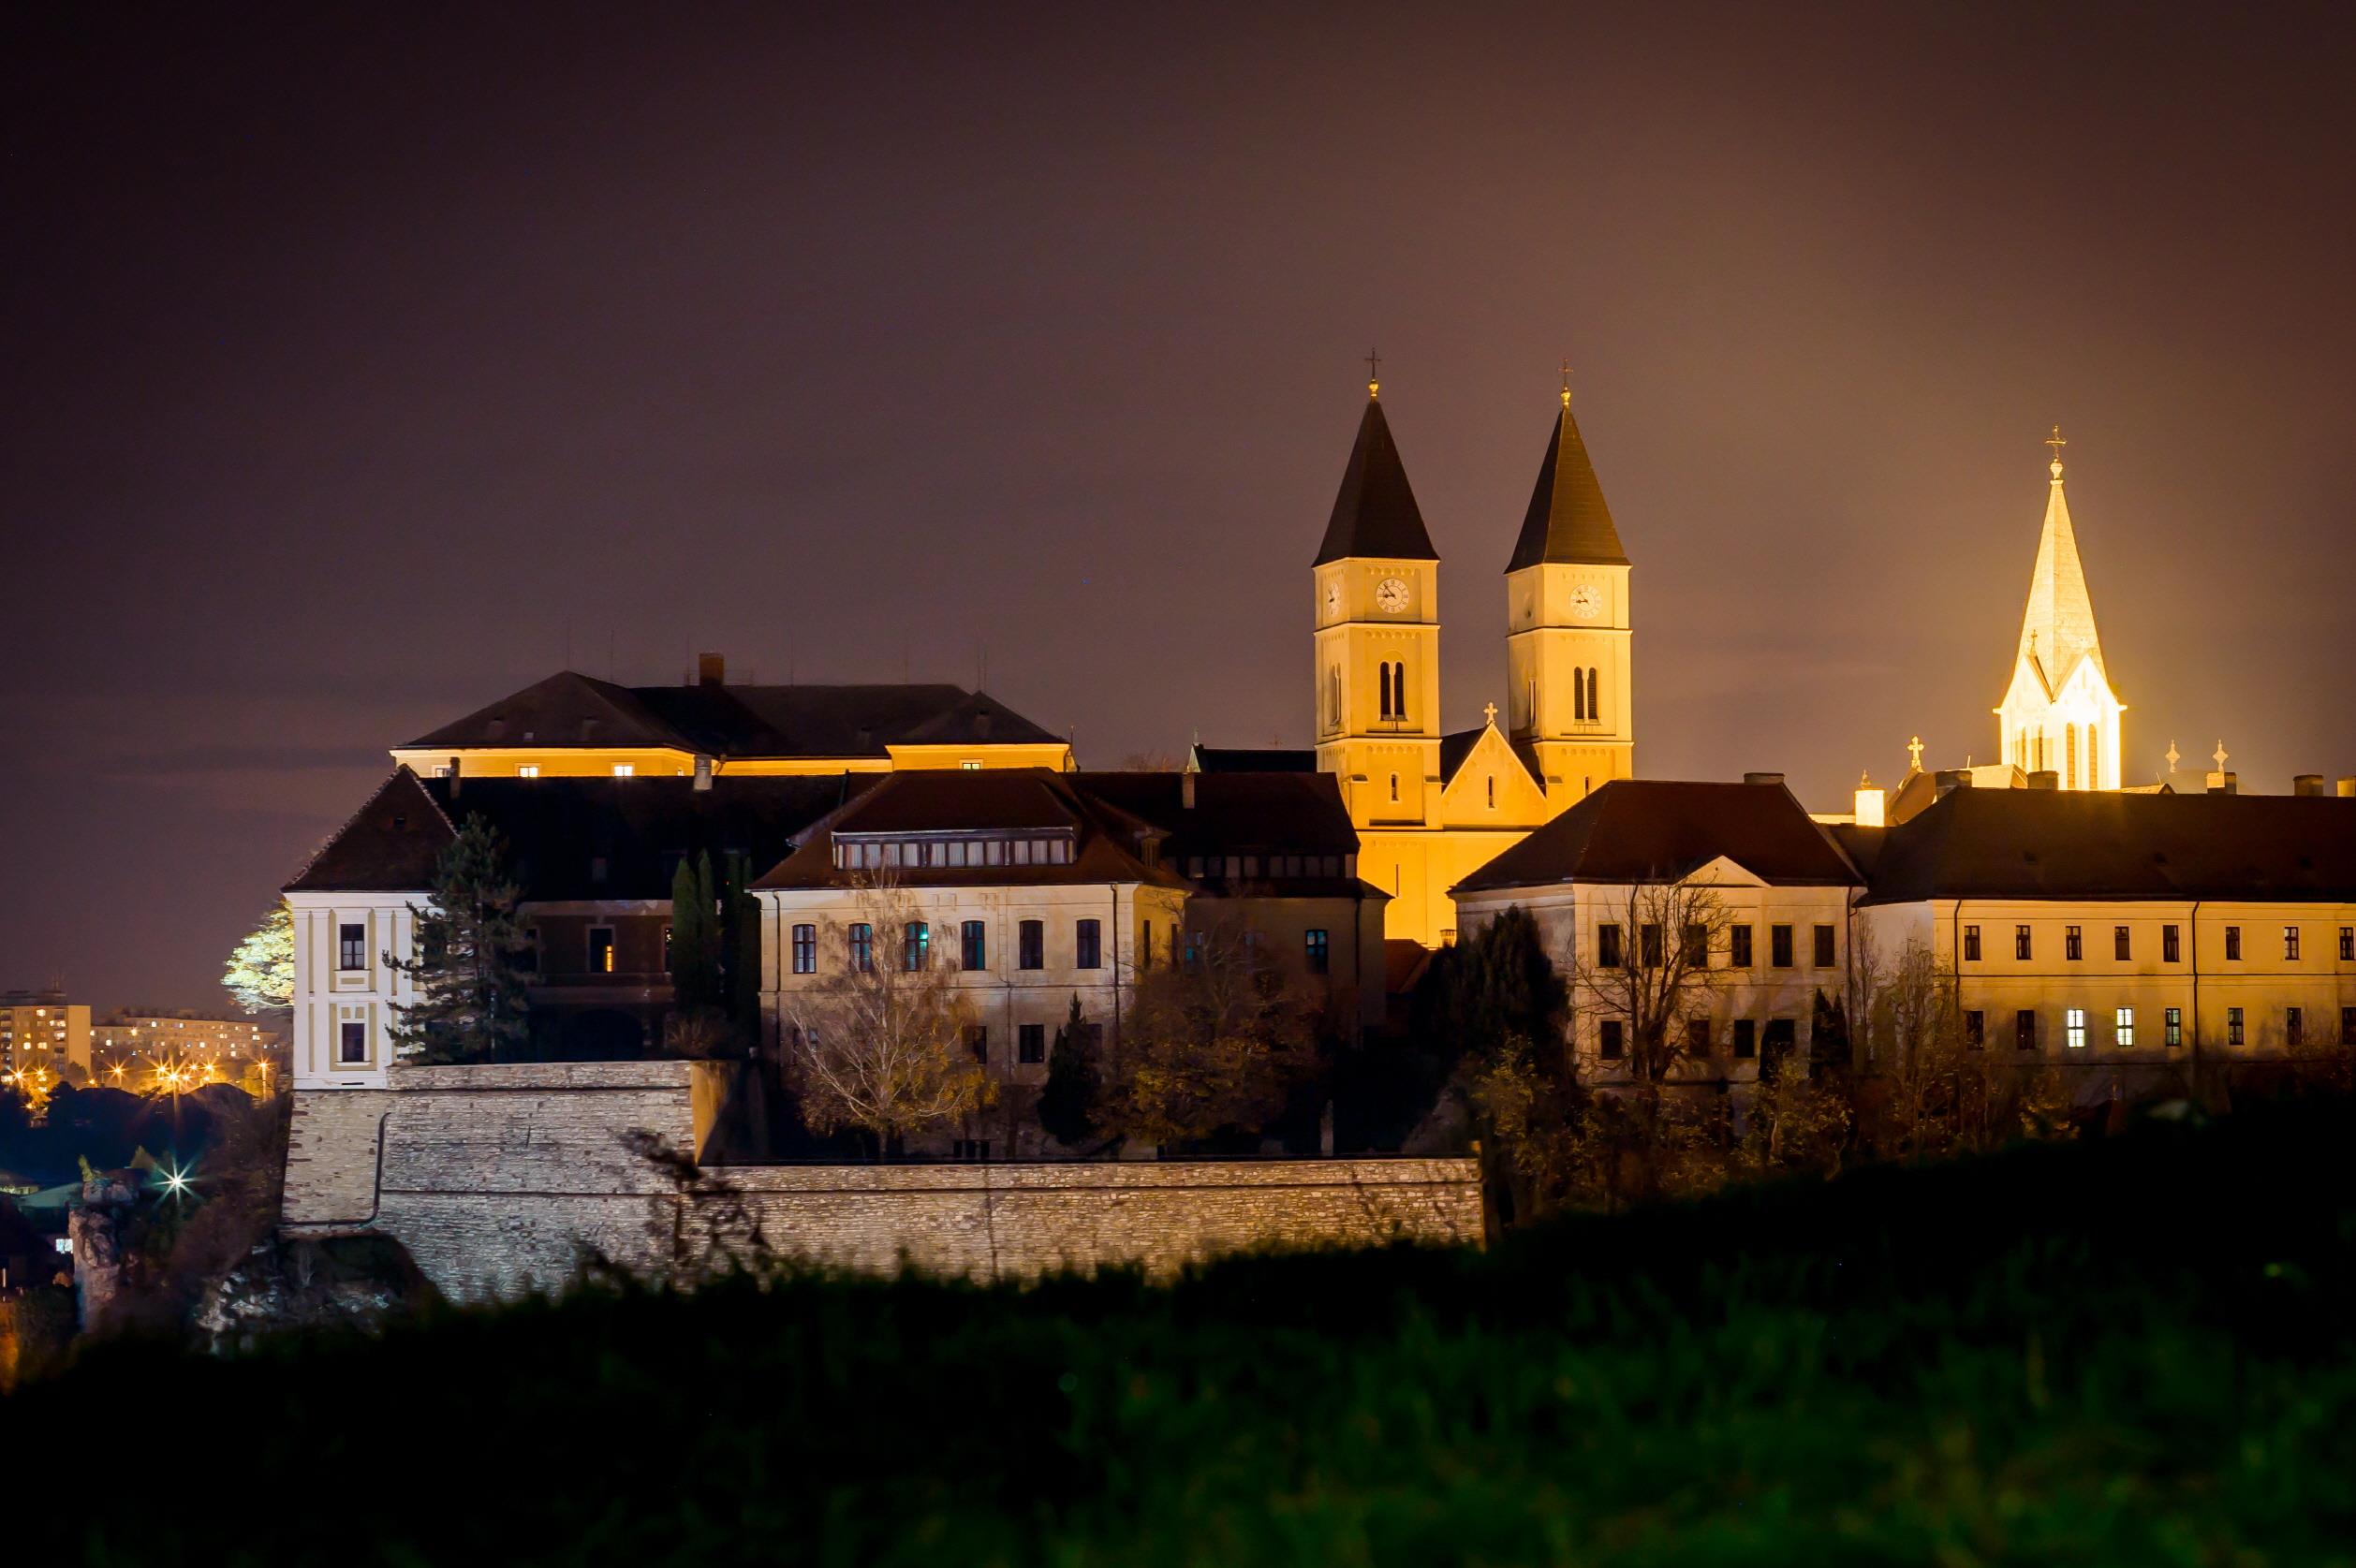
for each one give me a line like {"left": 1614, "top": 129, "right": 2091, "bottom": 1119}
{"left": 1505, "top": 383, "right": 1634, "bottom": 813}
{"left": 1312, "top": 372, "right": 1441, "bottom": 831}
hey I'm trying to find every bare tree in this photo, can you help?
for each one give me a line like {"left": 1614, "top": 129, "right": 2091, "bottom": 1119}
{"left": 1863, "top": 938, "right": 1978, "bottom": 1160}
{"left": 779, "top": 876, "right": 992, "bottom": 1155}
{"left": 1098, "top": 912, "right": 1318, "bottom": 1148}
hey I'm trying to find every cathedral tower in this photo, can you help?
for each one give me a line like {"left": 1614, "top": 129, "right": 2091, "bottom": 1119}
{"left": 1312, "top": 372, "right": 1441, "bottom": 828}
{"left": 1995, "top": 431, "right": 2123, "bottom": 790}
{"left": 1504, "top": 382, "right": 1634, "bottom": 812}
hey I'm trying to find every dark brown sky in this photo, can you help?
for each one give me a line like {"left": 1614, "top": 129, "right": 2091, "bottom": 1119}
{"left": 6, "top": 2, "right": 2353, "bottom": 1010}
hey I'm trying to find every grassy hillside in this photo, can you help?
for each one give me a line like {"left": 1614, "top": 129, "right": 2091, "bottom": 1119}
{"left": 12, "top": 1099, "right": 2356, "bottom": 1566}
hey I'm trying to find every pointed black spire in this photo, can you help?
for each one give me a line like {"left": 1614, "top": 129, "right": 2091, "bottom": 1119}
{"left": 1506, "top": 395, "right": 1626, "bottom": 570}
{"left": 1313, "top": 393, "right": 1438, "bottom": 566}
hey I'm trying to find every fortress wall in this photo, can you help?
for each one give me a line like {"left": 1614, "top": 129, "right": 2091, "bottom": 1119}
{"left": 283, "top": 1064, "right": 1481, "bottom": 1302}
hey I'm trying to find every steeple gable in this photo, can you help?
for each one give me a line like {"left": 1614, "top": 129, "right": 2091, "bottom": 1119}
{"left": 1507, "top": 396, "right": 1626, "bottom": 570}
{"left": 2014, "top": 444, "right": 2104, "bottom": 695}
{"left": 1313, "top": 394, "right": 1437, "bottom": 566}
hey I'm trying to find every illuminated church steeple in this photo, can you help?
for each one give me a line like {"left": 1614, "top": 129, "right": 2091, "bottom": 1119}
{"left": 1995, "top": 428, "right": 2124, "bottom": 789}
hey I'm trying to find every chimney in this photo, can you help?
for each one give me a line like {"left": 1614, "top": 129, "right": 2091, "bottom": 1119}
{"left": 2027, "top": 769, "right": 2059, "bottom": 790}
{"left": 1852, "top": 780, "right": 1885, "bottom": 828}
{"left": 1742, "top": 771, "right": 1785, "bottom": 787}
{"left": 1933, "top": 769, "right": 1972, "bottom": 799}
{"left": 447, "top": 755, "right": 462, "bottom": 799}
{"left": 2339, "top": 777, "right": 2356, "bottom": 799}
{"left": 2207, "top": 774, "right": 2238, "bottom": 795}
{"left": 694, "top": 755, "right": 714, "bottom": 791}
{"left": 696, "top": 651, "right": 726, "bottom": 687}
{"left": 2292, "top": 773, "right": 2325, "bottom": 797}
{"left": 1180, "top": 771, "right": 1197, "bottom": 810}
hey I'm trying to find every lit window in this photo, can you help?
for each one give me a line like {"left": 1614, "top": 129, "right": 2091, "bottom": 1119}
{"left": 2065, "top": 1008, "right": 2086, "bottom": 1049}
{"left": 519, "top": 764, "right": 540, "bottom": 779}
{"left": 961, "top": 760, "right": 982, "bottom": 771}
{"left": 612, "top": 764, "right": 634, "bottom": 778}
{"left": 903, "top": 921, "right": 930, "bottom": 971}
{"left": 2114, "top": 1007, "right": 2134, "bottom": 1048}
{"left": 588, "top": 928, "right": 615, "bottom": 974}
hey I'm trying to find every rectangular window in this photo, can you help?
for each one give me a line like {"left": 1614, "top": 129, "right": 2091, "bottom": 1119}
{"left": 1963, "top": 924, "right": 1981, "bottom": 962}
{"left": 2114, "top": 926, "right": 2131, "bottom": 961}
{"left": 964, "top": 1025, "right": 988, "bottom": 1064}
{"left": 2342, "top": 927, "right": 2354, "bottom": 962}
{"left": 961, "top": 920, "right": 986, "bottom": 971}
{"left": 2227, "top": 1006, "right": 2244, "bottom": 1047}
{"left": 1730, "top": 924, "right": 1754, "bottom": 967}
{"left": 2065, "top": 925, "right": 2083, "bottom": 961}
{"left": 950, "top": 1138, "right": 990, "bottom": 1161}
{"left": 1770, "top": 924, "right": 1794, "bottom": 968}
{"left": 1598, "top": 1020, "right": 1624, "bottom": 1060}
{"left": 2287, "top": 1006, "right": 2303, "bottom": 1048}
{"left": 338, "top": 1020, "right": 367, "bottom": 1064}
{"left": 2016, "top": 925, "right": 2033, "bottom": 960}
{"left": 1598, "top": 923, "right": 1624, "bottom": 969}
{"left": 1019, "top": 920, "right": 1044, "bottom": 970}
{"left": 2066, "top": 1008, "right": 2086, "bottom": 1049}
{"left": 338, "top": 923, "right": 367, "bottom": 972}
{"left": 792, "top": 925, "right": 817, "bottom": 975}
{"left": 903, "top": 921, "right": 930, "bottom": 971}
{"left": 1304, "top": 929, "right": 1330, "bottom": 975}
{"left": 1683, "top": 924, "right": 1709, "bottom": 967}
{"left": 2163, "top": 924, "right": 2181, "bottom": 963}
{"left": 611, "top": 764, "right": 634, "bottom": 778}
{"left": 2225, "top": 926, "right": 2241, "bottom": 961}
{"left": 1812, "top": 925, "right": 1835, "bottom": 968}
{"left": 1018, "top": 1023, "right": 1046, "bottom": 1064}
{"left": 2165, "top": 1006, "right": 2182, "bottom": 1048}
{"left": 1732, "top": 1018, "right": 1756, "bottom": 1059}
{"left": 2284, "top": 926, "right": 2301, "bottom": 961}
{"left": 1138, "top": 920, "right": 1153, "bottom": 971}
{"left": 518, "top": 764, "right": 540, "bottom": 779}
{"left": 1762, "top": 1018, "right": 1795, "bottom": 1062}
{"left": 2342, "top": 1007, "right": 2356, "bottom": 1048}
{"left": 1640, "top": 923, "right": 1664, "bottom": 968}
{"left": 2015, "top": 1010, "right": 2038, "bottom": 1051}
{"left": 1685, "top": 1017, "right": 1712, "bottom": 1059}
{"left": 588, "top": 928, "right": 615, "bottom": 975}
{"left": 1964, "top": 1010, "right": 1985, "bottom": 1050}
{"left": 847, "top": 923, "right": 873, "bottom": 973}
{"left": 2114, "top": 1006, "right": 2135, "bottom": 1048}
{"left": 1076, "top": 919, "right": 1102, "bottom": 970}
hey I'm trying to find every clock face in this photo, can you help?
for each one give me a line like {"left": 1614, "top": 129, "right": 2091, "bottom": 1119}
{"left": 1323, "top": 580, "right": 1341, "bottom": 618}
{"left": 1376, "top": 577, "right": 1410, "bottom": 614}
{"left": 1569, "top": 584, "right": 1601, "bottom": 621}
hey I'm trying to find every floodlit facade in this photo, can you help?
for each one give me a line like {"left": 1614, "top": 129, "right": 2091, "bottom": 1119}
{"left": 1995, "top": 436, "right": 2124, "bottom": 790}
{"left": 0, "top": 991, "right": 92, "bottom": 1083}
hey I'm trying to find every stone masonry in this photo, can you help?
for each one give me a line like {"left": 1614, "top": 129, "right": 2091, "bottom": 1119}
{"left": 283, "top": 1062, "right": 1482, "bottom": 1302}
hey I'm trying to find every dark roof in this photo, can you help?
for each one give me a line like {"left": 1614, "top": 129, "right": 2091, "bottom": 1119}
{"left": 404, "top": 675, "right": 1060, "bottom": 759}
{"left": 1312, "top": 397, "right": 1437, "bottom": 566}
{"left": 1454, "top": 779, "right": 1861, "bottom": 894}
{"left": 1438, "top": 727, "right": 1485, "bottom": 786}
{"left": 1507, "top": 401, "right": 1627, "bottom": 570}
{"left": 1189, "top": 745, "right": 1317, "bottom": 774}
{"left": 1846, "top": 789, "right": 2356, "bottom": 904}
{"left": 285, "top": 770, "right": 454, "bottom": 892}
{"left": 287, "top": 770, "right": 875, "bottom": 900}
{"left": 1075, "top": 771, "right": 1377, "bottom": 899}
{"left": 752, "top": 769, "right": 1187, "bottom": 892}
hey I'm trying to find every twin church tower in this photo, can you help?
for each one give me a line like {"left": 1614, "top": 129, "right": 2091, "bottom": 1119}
{"left": 1305, "top": 370, "right": 1633, "bottom": 945}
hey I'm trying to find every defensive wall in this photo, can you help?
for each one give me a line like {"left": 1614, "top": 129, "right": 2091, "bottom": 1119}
{"left": 282, "top": 1062, "right": 1482, "bottom": 1302}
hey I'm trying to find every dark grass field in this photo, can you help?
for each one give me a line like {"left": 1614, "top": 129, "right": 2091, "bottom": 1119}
{"left": 16, "top": 1100, "right": 2356, "bottom": 1566}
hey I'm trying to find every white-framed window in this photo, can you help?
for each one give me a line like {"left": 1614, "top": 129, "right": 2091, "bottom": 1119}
{"left": 2066, "top": 1008, "right": 2087, "bottom": 1049}
{"left": 2114, "top": 1007, "right": 2134, "bottom": 1048}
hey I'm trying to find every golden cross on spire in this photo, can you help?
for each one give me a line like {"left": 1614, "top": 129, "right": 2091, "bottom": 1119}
{"left": 2045, "top": 424, "right": 2067, "bottom": 477}
{"left": 1365, "top": 347, "right": 1381, "bottom": 399}
{"left": 1559, "top": 358, "right": 1573, "bottom": 409}
{"left": 1907, "top": 734, "right": 1924, "bottom": 770}
{"left": 1483, "top": 700, "right": 1498, "bottom": 726}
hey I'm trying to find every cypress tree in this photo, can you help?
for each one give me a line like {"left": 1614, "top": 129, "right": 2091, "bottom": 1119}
{"left": 1038, "top": 993, "right": 1100, "bottom": 1149}
{"left": 387, "top": 816, "right": 530, "bottom": 1063}
{"left": 669, "top": 853, "right": 723, "bottom": 1016}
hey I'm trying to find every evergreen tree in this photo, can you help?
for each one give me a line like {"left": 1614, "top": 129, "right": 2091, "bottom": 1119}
{"left": 386, "top": 816, "right": 530, "bottom": 1062}
{"left": 718, "top": 852, "right": 763, "bottom": 1038}
{"left": 222, "top": 901, "right": 297, "bottom": 1013}
{"left": 1038, "top": 993, "right": 1100, "bottom": 1148}
{"left": 669, "top": 853, "right": 723, "bottom": 1016}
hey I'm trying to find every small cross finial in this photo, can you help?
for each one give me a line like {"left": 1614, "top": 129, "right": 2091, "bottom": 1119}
{"left": 1483, "top": 700, "right": 1498, "bottom": 727}
{"left": 1907, "top": 734, "right": 1924, "bottom": 770}
{"left": 1559, "top": 358, "right": 1572, "bottom": 408}
{"left": 2213, "top": 740, "right": 2229, "bottom": 773}
{"left": 2045, "top": 424, "right": 2067, "bottom": 479}
{"left": 2165, "top": 739, "right": 2181, "bottom": 773}
{"left": 1365, "top": 347, "right": 1381, "bottom": 399}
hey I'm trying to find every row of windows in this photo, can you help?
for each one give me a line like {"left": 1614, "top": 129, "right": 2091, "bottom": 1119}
{"left": 1183, "top": 853, "right": 1349, "bottom": 880}
{"left": 1596, "top": 1007, "right": 2356, "bottom": 1060}
{"left": 1595, "top": 922, "right": 1835, "bottom": 970}
{"left": 832, "top": 835, "right": 1076, "bottom": 871}
{"left": 1598, "top": 1017, "right": 1796, "bottom": 1060}
{"left": 789, "top": 919, "right": 1334, "bottom": 977}
{"left": 1964, "top": 924, "right": 2354, "bottom": 964}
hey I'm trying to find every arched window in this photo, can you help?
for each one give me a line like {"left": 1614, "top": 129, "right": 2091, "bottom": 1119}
{"left": 2085, "top": 724, "right": 2098, "bottom": 788}
{"left": 1524, "top": 675, "right": 1537, "bottom": 730}
{"left": 2066, "top": 723, "right": 2079, "bottom": 789}
{"left": 1486, "top": 775, "right": 1496, "bottom": 809}
{"left": 1585, "top": 667, "right": 1600, "bottom": 724}
{"left": 1326, "top": 667, "right": 1340, "bottom": 730}
{"left": 1389, "top": 772, "right": 1399, "bottom": 802}
{"left": 1573, "top": 669, "right": 1586, "bottom": 722}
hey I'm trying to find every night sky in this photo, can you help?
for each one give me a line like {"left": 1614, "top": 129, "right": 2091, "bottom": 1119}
{"left": 6, "top": 3, "right": 2353, "bottom": 1011}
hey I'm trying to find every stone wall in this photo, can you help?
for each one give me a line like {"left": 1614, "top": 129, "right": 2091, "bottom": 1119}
{"left": 283, "top": 1063, "right": 1481, "bottom": 1302}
